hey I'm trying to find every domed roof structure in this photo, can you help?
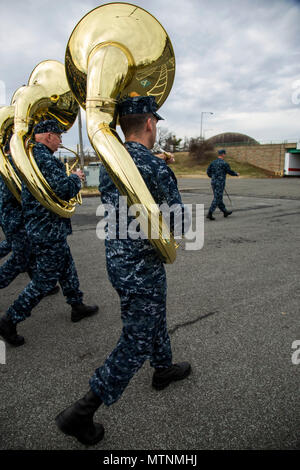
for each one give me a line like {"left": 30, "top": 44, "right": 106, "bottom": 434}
{"left": 207, "top": 132, "right": 259, "bottom": 145}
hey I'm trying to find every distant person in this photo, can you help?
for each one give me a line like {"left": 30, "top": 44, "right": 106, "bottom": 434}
{"left": 206, "top": 149, "right": 239, "bottom": 220}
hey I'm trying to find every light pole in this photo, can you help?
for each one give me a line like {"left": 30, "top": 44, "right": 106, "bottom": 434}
{"left": 203, "top": 128, "right": 214, "bottom": 139}
{"left": 200, "top": 112, "right": 213, "bottom": 140}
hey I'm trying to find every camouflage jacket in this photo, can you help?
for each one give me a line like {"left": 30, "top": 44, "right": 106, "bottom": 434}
{"left": 99, "top": 141, "right": 185, "bottom": 293}
{"left": 0, "top": 155, "right": 23, "bottom": 238}
{"left": 207, "top": 158, "right": 238, "bottom": 185}
{"left": 22, "top": 142, "right": 81, "bottom": 244}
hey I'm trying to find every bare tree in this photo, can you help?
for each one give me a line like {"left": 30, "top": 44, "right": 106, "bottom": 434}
{"left": 189, "top": 138, "right": 215, "bottom": 163}
{"left": 156, "top": 127, "right": 171, "bottom": 148}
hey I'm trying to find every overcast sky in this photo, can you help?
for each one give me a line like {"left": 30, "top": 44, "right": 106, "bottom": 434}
{"left": 1, "top": 0, "right": 300, "bottom": 151}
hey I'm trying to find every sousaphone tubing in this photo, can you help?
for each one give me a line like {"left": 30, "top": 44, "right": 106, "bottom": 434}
{"left": 65, "top": 2, "right": 177, "bottom": 263}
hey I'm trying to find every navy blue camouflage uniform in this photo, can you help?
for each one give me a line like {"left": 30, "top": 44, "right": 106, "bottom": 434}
{"left": 207, "top": 157, "right": 238, "bottom": 214}
{"left": 0, "top": 237, "right": 11, "bottom": 259}
{"left": 0, "top": 156, "right": 35, "bottom": 288}
{"left": 5, "top": 142, "right": 83, "bottom": 324}
{"left": 89, "top": 140, "right": 185, "bottom": 406}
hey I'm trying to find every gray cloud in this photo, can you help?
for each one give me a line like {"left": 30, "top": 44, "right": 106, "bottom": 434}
{"left": 1, "top": 0, "right": 300, "bottom": 148}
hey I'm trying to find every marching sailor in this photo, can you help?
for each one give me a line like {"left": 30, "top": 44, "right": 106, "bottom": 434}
{"left": 206, "top": 149, "right": 239, "bottom": 220}
{"left": 55, "top": 96, "right": 191, "bottom": 446}
{"left": 0, "top": 119, "right": 98, "bottom": 346}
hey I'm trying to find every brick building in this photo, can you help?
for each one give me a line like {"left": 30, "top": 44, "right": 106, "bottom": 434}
{"left": 215, "top": 142, "right": 298, "bottom": 176}
{"left": 208, "top": 133, "right": 299, "bottom": 176}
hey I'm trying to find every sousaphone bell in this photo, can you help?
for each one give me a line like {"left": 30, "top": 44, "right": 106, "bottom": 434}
{"left": 65, "top": 2, "right": 177, "bottom": 263}
{"left": 10, "top": 60, "right": 80, "bottom": 217}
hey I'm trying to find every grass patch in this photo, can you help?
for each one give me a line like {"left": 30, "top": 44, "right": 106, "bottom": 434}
{"left": 168, "top": 152, "right": 274, "bottom": 178}
{"left": 80, "top": 153, "right": 272, "bottom": 194}
{"left": 81, "top": 186, "right": 100, "bottom": 196}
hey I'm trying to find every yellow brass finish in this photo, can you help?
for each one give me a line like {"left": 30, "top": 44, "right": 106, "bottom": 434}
{"left": 65, "top": 3, "right": 175, "bottom": 110}
{"left": 65, "top": 3, "right": 177, "bottom": 263}
{"left": 0, "top": 105, "right": 22, "bottom": 202}
{"left": 60, "top": 144, "right": 83, "bottom": 205}
{"left": 10, "top": 60, "right": 80, "bottom": 218}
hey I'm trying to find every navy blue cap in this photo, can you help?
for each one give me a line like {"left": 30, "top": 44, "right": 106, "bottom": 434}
{"left": 33, "top": 119, "right": 65, "bottom": 135}
{"left": 118, "top": 95, "right": 164, "bottom": 121}
{"left": 218, "top": 149, "right": 226, "bottom": 155}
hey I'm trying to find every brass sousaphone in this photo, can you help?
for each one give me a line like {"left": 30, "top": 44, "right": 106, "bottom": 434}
{"left": 0, "top": 86, "right": 27, "bottom": 202}
{"left": 0, "top": 105, "right": 21, "bottom": 202}
{"left": 10, "top": 60, "right": 80, "bottom": 217}
{"left": 65, "top": 3, "right": 177, "bottom": 263}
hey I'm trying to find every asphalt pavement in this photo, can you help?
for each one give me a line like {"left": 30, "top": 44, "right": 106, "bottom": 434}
{"left": 0, "top": 177, "right": 299, "bottom": 450}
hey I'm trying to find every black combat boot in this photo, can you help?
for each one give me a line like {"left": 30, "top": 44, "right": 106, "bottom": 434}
{"left": 152, "top": 362, "right": 191, "bottom": 390}
{"left": 71, "top": 304, "right": 99, "bottom": 323}
{"left": 223, "top": 210, "right": 232, "bottom": 217}
{"left": 55, "top": 389, "right": 104, "bottom": 445}
{"left": 206, "top": 211, "right": 215, "bottom": 220}
{"left": 0, "top": 316, "right": 24, "bottom": 346}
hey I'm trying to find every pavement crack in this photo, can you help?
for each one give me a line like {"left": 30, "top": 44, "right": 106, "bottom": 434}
{"left": 232, "top": 205, "right": 278, "bottom": 212}
{"left": 206, "top": 237, "right": 257, "bottom": 247}
{"left": 180, "top": 189, "right": 300, "bottom": 201}
{"left": 78, "top": 351, "right": 93, "bottom": 360}
{"left": 270, "top": 211, "right": 300, "bottom": 219}
{"left": 169, "top": 310, "right": 218, "bottom": 335}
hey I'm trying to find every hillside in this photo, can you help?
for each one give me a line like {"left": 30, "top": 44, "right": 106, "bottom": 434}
{"left": 80, "top": 151, "right": 275, "bottom": 195}
{"left": 168, "top": 152, "right": 275, "bottom": 178}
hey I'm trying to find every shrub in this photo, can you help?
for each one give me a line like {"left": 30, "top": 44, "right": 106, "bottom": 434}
{"left": 188, "top": 139, "right": 216, "bottom": 164}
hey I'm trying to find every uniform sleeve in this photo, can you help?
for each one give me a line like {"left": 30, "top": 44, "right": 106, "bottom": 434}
{"left": 157, "top": 163, "right": 182, "bottom": 206}
{"left": 225, "top": 162, "right": 238, "bottom": 176}
{"left": 156, "top": 163, "right": 190, "bottom": 235}
{"left": 207, "top": 163, "right": 212, "bottom": 177}
{"left": 39, "top": 157, "right": 81, "bottom": 201}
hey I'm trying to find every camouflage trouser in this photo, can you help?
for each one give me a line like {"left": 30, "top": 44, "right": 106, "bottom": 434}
{"left": 89, "top": 287, "right": 172, "bottom": 406}
{"left": 0, "top": 228, "right": 35, "bottom": 289}
{"left": 0, "top": 239, "right": 11, "bottom": 259}
{"left": 209, "top": 181, "right": 226, "bottom": 213}
{"left": 6, "top": 239, "right": 83, "bottom": 324}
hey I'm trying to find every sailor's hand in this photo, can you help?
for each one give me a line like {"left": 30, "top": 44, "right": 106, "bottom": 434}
{"left": 156, "top": 152, "right": 175, "bottom": 164}
{"left": 72, "top": 169, "right": 85, "bottom": 181}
